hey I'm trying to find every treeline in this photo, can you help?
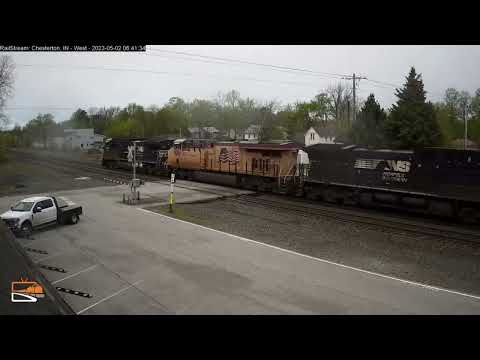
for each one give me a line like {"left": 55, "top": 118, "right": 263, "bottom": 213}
{"left": 3, "top": 66, "right": 480, "bottom": 152}
{"left": 349, "top": 67, "right": 480, "bottom": 148}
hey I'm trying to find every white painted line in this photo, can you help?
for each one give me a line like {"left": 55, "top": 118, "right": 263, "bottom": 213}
{"left": 76, "top": 280, "right": 144, "bottom": 315}
{"left": 137, "top": 207, "right": 480, "bottom": 302}
{"left": 74, "top": 177, "right": 91, "bottom": 180}
{"left": 52, "top": 265, "right": 98, "bottom": 285}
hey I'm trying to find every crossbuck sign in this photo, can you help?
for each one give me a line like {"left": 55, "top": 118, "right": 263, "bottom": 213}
{"left": 127, "top": 145, "right": 134, "bottom": 163}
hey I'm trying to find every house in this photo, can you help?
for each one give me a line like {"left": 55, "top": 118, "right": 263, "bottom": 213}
{"left": 63, "top": 128, "right": 105, "bottom": 150}
{"left": 244, "top": 125, "right": 261, "bottom": 141}
{"left": 304, "top": 125, "right": 336, "bottom": 146}
{"left": 187, "top": 127, "right": 221, "bottom": 139}
{"left": 224, "top": 128, "right": 245, "bottom": 141}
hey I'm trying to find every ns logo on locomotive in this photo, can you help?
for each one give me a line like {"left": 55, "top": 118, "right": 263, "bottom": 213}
{"left": 102, "top": 138, "right": 480, "bottom": 223}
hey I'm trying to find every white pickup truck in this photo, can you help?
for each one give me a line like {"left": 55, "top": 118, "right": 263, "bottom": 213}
{"left": 0, "top": 195, "right": 83, "bottom": 236}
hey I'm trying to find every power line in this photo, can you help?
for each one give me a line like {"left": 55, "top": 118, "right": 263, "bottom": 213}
{"left": 364, "top": 78, "right": 401, "bottom": 88}
{"left": 146, "top": 48, "right": 446, "bottom": 98}
{"left": 144, "top": 52, "right": 343, "bottom": 82}
{"left": 5, "top": 106, "right": 88, "bottom": 110}
{"left": 147, "top": 47, "right": 348, "bottom": 79}
{"left": 14, "top": 54, "right": 447, "bottom": 107}
{"left": 364, "top": 78, "right": 445, "bottom": 98}
{"left": 16, "top": 63, "right": 324, "bottom": 89}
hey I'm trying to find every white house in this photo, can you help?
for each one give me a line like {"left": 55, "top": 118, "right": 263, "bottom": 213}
{"left": 304, "top": 126, "right": 336, "bottom": 146}
{"left": 63, "top": 129, "right": 105, "bottom": 150}
{"left": 244, "top": 124, "right": 261, "bottom": 141}
{"left": 187, "top": 127, "right": 221, "bottom": 139}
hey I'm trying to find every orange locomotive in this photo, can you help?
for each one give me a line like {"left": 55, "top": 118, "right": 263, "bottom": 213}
{"left": 167, "top": 139, "right": 304, "bottom": 193}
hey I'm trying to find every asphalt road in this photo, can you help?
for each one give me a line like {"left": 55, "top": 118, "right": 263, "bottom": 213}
{"left": 1, "top": 181, "right": 480, "bottom": 314}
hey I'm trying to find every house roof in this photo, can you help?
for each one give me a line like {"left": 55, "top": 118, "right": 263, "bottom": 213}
{"left": 310, "top": 125, "right": 336, "bottom": 138}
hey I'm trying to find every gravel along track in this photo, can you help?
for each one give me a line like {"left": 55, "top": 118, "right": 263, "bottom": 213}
{"left": 231, "top": 195, "right": 480, "bottom": 244}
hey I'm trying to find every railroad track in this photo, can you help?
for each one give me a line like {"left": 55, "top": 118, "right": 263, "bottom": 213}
{"left": 15, "top": 151, "right": 234, "bottom": 196}
{"left": 231, "top": 195, "right": 480, "bottom": 244}
{"left": 15, "top": 150, "right": 480, "bottom": 244}
{"left": 17, "top": 152, "right": 148, "bottom": 182}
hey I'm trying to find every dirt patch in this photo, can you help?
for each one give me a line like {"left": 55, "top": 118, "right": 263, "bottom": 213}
{"left": 0, "top": 150, "right": 110, "bottom": 197}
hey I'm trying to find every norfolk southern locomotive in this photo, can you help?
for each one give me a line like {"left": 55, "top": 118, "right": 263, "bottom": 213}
{"left": 102, "top": 138, "right": 480, "bottom": 222}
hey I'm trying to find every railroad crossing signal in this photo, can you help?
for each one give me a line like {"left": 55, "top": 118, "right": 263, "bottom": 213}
{"left": 127, "top": 146, "right": 134, "bottom": 163}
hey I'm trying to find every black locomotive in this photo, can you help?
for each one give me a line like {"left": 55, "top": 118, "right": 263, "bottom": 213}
{"left": 102, "top": 137, "right": 175, "bottom": 175}
{"left": 304, "top": 144, "right": 480, "bottom": 220}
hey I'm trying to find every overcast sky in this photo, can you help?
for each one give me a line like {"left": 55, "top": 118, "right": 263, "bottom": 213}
{"left": 3, "top": 45, "right": 480, "bottom": 127}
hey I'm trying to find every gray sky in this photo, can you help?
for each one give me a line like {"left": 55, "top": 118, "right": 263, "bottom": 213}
{"left": 3, "top": 45, "right": 480, "bottom": 127}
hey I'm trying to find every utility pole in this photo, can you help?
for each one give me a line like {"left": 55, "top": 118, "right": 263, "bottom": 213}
{"left": 343, "top": 73, "right": 367, "bottom": 124}
{"left": 464, "top": 108, "right": 468, "bottom": 150}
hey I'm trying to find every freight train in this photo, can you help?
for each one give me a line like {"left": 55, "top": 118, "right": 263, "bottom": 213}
{"left": 102, "top": 137, "right": 480, "bottom": 222}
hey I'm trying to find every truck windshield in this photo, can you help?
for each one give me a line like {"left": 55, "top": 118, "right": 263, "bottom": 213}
{"left": 12, "top": 201, "right": 34, "bottom": 212}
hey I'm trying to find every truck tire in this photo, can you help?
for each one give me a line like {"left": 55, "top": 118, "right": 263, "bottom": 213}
{"left": 20, "top": 221, "right": 33, "bottom": 238}
{"left": 70, "top": 214, "right": 79, "bottom": 225}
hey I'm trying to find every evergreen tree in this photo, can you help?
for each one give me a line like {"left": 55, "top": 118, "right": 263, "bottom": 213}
{"left": 349, "top": 94, "right": 386, "bottom": 147}
{"left": 384, "top": 67, "right": 441, "bottom": 149}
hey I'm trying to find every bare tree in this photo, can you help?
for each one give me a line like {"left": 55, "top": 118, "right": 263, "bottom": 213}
{"left": 326, "top": 83, "right": 352, "bottom": 128}
{"left": 224, "top": 89, "right": 241, "bottom": 110}
{"left": 0, "top": 55, "right": 15, "bottom": 129}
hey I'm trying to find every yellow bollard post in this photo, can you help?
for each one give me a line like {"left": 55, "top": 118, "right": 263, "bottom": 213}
{"left": 169, "top": 172, "right": 175, "bottom": 213}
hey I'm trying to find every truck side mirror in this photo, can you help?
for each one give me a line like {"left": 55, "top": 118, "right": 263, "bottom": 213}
{"left": 35, "top": 206, "right": 42, "bottom": 213}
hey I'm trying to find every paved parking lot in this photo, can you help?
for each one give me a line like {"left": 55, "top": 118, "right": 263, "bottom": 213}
{"left": 2, "top": 180, "right": 480, "bottom": 314}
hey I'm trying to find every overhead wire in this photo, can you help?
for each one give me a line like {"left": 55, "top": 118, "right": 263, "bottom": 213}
{"left": 8, "top": 49, "right": 448, "bottom": 112}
